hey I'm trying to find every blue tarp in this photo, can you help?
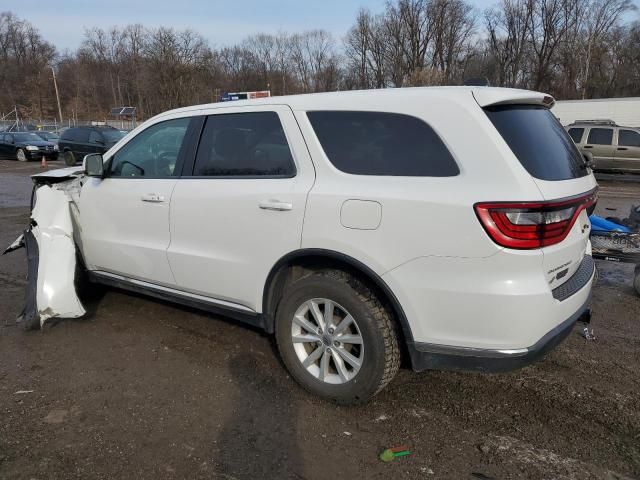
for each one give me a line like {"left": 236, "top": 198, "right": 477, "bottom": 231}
{"left": 589, "top": 215, "right": 632, "bottom": 233}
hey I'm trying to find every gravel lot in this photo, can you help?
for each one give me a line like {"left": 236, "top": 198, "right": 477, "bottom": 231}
{"left": 1, "top": 160, "right": 639, "bottom": 479}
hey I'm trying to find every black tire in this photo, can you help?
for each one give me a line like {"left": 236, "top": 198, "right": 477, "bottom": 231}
{"left": 16, "top": 148, "right": 27, "bottom": 162}
{"left": 634, "top": 265, "right": 640, "bottom": 297}
{"left": 275, "top": 270, "right": 400, "bottom": 405}
{"left": 64, "top": 150, "right": 76, "bottom": 166}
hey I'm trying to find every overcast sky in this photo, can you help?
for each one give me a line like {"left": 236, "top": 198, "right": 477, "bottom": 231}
{"left": 11, "top": 0, "right": 502, "bottom": 51}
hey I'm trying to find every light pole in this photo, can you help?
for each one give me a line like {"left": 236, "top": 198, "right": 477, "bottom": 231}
{"left": 50, "top": 65, "right": 63, "bottom": 124}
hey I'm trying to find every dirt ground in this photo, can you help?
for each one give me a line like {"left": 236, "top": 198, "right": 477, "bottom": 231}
{"left": 1, "top": 160, "right": 639, "bottom": 480}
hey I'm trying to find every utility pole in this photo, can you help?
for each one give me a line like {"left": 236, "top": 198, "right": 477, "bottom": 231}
{"left": 50, "top": 65, "right": 63, "bottom": 124}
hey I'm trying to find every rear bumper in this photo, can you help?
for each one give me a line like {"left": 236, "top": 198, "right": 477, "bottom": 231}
{"left": 407, "top": 295, "right": 591, "bottom": 372}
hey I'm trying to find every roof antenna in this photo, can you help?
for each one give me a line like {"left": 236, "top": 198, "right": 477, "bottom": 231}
{"left": 463, "top": 77, "right": 490, "bottom": 87}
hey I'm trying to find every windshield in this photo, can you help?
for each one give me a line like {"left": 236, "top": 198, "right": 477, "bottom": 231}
{"left": 14, "top": 133, "right": 44, "bottom": 143}
{"left": 102, "top": 130, "right": 126, "bottom": 142}
{"left": 485, "top": 105, "right": 588, "bottom": 181}
{"left": 44, "top": 132, "right": 59, "bottom": 140}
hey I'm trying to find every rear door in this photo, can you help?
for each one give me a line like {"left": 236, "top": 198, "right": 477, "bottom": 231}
{"left": 167, "top": 105, "right": 315, "bottom": 311}
{"left": 585, "top": 127, "right": 616, "bottom": 170}
{"left": 483, "top": 104, "right": 597, "bottom": 291}
{"left": 614, "top": 128, "right": 640, "bottom": 173}
{"left": 80, "top": 116, "right": 193, "bottom": 285}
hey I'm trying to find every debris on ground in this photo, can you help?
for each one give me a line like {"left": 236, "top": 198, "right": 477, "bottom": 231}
{"left": 379, "top": 446, "right": 412, "bottom": 462}
{"left": 582, "top": 326, "right": 597, "bottom": 341}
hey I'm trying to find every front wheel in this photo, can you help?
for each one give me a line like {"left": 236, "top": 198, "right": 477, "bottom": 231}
{"left": 16, "top": 148, "right": 27, "bottom": 162}
{"left": 275, "top": 270, "right": 400, "bottom": 405}
{"left": 64, "top": 150, "right": 76, "bottom": 166}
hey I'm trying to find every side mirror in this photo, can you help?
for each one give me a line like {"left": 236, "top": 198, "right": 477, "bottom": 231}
{"left": 84, "top": 153, "right": 104, "bottom": 177}
{"left": 582, "top": 151, "right": 594, "bottom": 169}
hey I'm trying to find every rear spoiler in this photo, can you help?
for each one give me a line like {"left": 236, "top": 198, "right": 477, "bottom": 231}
{"left": 472, "top": 88, "right": 555, "bottom": 109}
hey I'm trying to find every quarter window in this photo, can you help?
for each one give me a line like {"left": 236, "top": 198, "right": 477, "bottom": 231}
{"left": 619, "top": 130, "right": 640, "bottom": 147}
{"left": 193, "top": 112, "right": 295, "bottom": 177}
{"left": 109, "top": 117, "right": 190, "bottom": 178}
{"left": 568, "top": 128, "right": 584, "bottom": 143}
{"left": 587, "top": 128, "right": 613, "bottom": 145}
{"left": 307, "top": 111, "right": 459, "bottom": 176}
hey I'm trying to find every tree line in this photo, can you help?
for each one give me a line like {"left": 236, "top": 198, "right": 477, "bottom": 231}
{"left": 0, "top": 0, "right": 638, "bottom": 123}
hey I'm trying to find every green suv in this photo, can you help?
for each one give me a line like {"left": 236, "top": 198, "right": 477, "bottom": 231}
{"left": 566, "top": 120, "right": 640, "bottom": 174}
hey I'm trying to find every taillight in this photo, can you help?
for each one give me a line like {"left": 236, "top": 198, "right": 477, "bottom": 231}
{"left": 474, "top": 190, "right": 597, "bottom": 249}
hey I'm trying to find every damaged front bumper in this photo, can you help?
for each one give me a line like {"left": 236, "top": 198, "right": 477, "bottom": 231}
{"left": 4, "top": 177, "right": 85, "bottom": 329}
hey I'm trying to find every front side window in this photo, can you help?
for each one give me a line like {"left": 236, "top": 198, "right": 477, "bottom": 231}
{"left": 587, "top": 128, "right": 613, "bottom": 145}
{"left": 193, "top": 111, "right": 295, "bottom": 177}
{"left": 109, "top": 117, "right": 190, "bottom": 178}
{"left": 619, "top": 129, "right": 640, "bottom": 147}
{"left": 89, "top": 131, "right": 103, "bottom": 144}
{"left": 307, "top": 111, "right": 459, "bottom": 176}
{"left": 568, "top": 128, "right": 584, "bottom": 144}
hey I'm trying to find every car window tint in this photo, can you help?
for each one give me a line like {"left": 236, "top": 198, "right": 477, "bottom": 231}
{"left": 109, "top": 118, "right": 190, "bottom": 178}
{"left": 485, "top": 105, "right": 587, "bottom": 180}
{"left": 587, "top": 128, "right": 613, "bottom": 145}
{"left": 568, "top": 128, "right": 584, "bottom": 143}
{"left": 89, "top": 131, "right": 102, "bottom": 144}
{"left": 75, "top": 129, "right": 90, "bottom": 143}
{"left": 307, "top": 111, "right": 458, "bottom": 176}
{"left": 193, "top": 112, "right": 295, "bottom": 177}
{"left": 619, "top": 130, "right": 640, "bottom": 147}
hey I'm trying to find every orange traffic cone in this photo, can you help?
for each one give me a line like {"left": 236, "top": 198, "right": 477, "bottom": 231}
{"left": 41, "top": 155, "right": 47, "bottom": 168}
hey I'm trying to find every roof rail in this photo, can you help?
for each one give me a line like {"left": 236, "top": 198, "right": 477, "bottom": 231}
{"left": 572, "top": 119, "right": 618, "bottom": 126}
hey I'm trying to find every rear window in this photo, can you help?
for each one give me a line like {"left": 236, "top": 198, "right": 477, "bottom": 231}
{"left": 307, "top": 111, "right": 459, "bottom": 176}
{"left": 485, "top": 105, "right": 588, "bottom": 180}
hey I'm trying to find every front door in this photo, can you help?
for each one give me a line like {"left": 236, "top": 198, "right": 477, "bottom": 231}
{"left": 585, "top": 127, "right": 616, "bottom": 170}
{"left": 614, "top": 129, "right": 640, "bottom": 173}
{"left": 79, "top": 116, "right": 193, "bottom": 285}
{"left": 167, "top": 105, "right": 315, "bottom": 311}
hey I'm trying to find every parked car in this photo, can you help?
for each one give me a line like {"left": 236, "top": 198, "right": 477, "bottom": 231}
{"left": 0, "top": 131, "right": 58, "bottom": 161}
{"left": 35, "top": 131, "right": 60, "bottom": 146}
{"left": 58, "top": 125, "right": 126, "bottom": 166}
{"left": 566, "top": 120, "right": 640, "bottom": 173}
{"left": 40, "top": 87, "right": 597, "bottom": 404}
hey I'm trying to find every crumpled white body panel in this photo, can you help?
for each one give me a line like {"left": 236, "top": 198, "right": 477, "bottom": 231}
{"left": 32, "top": 185, "right": 85, "bottom": 325}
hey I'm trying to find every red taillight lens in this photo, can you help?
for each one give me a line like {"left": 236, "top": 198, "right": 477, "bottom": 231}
{"left": 474, "top": 190, "right": 598, "bottom": 249}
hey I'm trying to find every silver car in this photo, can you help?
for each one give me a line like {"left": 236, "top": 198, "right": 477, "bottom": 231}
{"left": 566, "top": 120, "right": 640, "bottom": 174}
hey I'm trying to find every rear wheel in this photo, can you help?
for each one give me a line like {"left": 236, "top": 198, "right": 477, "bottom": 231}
{"left": 64, "top": 150, "right": 76, "bottom": 166}
{"left": 634, "top": 265, "right": 640, "bottom": 297}
{"left": 16, "top": 149, "right": 27, "bottom": 162}
{"left": 275, "top": 270, "right": 400, "bottom": 404}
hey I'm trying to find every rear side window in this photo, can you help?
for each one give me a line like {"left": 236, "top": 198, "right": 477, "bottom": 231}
{"left": 568, "top": 128, "right": 584, "bottom": 143}
{"left": 307, "top": 111, "right": 459, "bottom": 176}
{"left": 619, "top": 130, "right": 640, "bottom": 147}
{"left": 193, "top": 111, "right": 295, "bottom": 177}
{"left": 587, "top": 128, "right": 613, "bottom": 145}
{"left": 485, "top": 105, "right": 588, "bottom": 180}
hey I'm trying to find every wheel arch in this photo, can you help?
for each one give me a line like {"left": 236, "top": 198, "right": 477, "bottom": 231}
{"left": 262, "top": 248, "right": 414, "bottom": 352}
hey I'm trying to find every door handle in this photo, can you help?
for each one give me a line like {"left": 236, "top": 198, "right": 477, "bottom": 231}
{"left": 258, "top": 200, "right": 293, "bottom": 211}
{"left": 141, "top": 193, "right": 165, "bottom": 203}
{"left": 583, "top": 145, "right": 593, "bottom": 149}
{"left": 617, "top": 147, "right": 628, "bottom": 151}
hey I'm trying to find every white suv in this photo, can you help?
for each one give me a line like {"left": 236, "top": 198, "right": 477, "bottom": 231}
{"left": 58, "top": 87, "right": 597, "bottom": 404}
